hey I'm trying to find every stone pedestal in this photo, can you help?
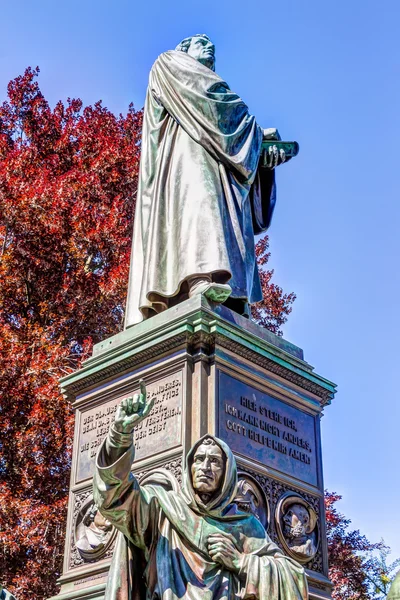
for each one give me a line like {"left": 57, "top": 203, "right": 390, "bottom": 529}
{"left": 51, "top": 296, "right": 336, "bottom": 600}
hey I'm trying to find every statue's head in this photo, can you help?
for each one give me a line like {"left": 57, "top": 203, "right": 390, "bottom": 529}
{"left": 191, "top": 436, "right": 225, "bottom": 496}
{"left": 184, "top": 435, "right": 240, "bottom": 517}
{"left": 175, "top": 34, "right": 215, "bottom": 71}
{"left": 283, "top": 503, "right": 311, "bottom": 539}
{"left": 235, "top": 479, "right": 260, "bottom": 517}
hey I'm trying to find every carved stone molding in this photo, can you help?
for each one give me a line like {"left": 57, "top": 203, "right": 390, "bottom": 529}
{"left": 275, "top": 492, "right": 319, "bottom": 564}
{"left": 309, "top": 578, "right": 332, "bottom": 592}
{"left": 69, "top": 491, "right": 117, "bottom": 569}
{"left": 63, "top": 326, "right": 333, "bottom": 407}
{"left": 64, "top": 333, "right": 188, "bottom": 398}
{"left": 215, "top": 335, "right": 333, "bottom": 406}
{"left": 187, "top": 331, "right": 215, "bottom": 356}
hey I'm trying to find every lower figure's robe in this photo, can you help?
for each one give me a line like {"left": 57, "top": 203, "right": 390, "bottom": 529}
{"left": 124, "top": 51, "right": 276, "bottom": 327}
{"left": 93, "top": 433, "right": 308, "bottom": 600}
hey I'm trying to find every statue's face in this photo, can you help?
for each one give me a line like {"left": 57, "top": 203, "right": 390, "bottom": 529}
{"left": 187, "top": 36, "right": 215, "bottom": 70}
{"left": 283, "top": 504, "right": 310, "bottom": 537}
{"left": 191, "top": 442, "right": 224, "bottom": 493}
{"left": 236, "top": 480, "right": 260, "bottom": 517}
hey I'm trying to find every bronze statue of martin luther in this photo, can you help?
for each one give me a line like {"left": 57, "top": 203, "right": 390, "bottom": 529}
{"left": 124, "top": 34, "right": 292, "bottom": 326}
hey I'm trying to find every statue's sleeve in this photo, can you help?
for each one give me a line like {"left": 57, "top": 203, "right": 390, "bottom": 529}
{"left": 250, "top": 165, "right": 277, "bottom": 234}
{"left": 150, "top": 51, "right": 263, "bottom": 184}
{"left": 239, "top": 541, "right": 308, "bottom": 600}
{"left": 93, "top": 427, "right": 159, "bottom": 551}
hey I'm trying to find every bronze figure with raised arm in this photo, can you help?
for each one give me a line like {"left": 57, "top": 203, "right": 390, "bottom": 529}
{"left": 93, "top": 381, "right": 308, "bottom": 600}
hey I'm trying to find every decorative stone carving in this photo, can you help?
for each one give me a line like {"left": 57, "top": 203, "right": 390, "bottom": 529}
{"left": 93, "top": 428, "right": 309, "bottom": 600}
{"left": 63, "top": 310, "right": 335, "bottom": 408}
{"left": 216, "top": 336, "right": 333, "bottom": 406}
{"left": 236, "top": 472, "right": 270, "bottom": 530}
{"left": 136, "top": 458, "right": 183, "bottom": 487}
{"left": 237, "top": 464, "right": 324, "bottom": 573}
{"left": 275, "top": 492, "right": 319, "bottom": 564}
{"left": 73, "top": 494, "right": 117, "bottom": 563}
{"left": 161, "top": 457, "right": 183, "bottom": 485}
{"left": 63, "top": 333, "right": 187, "bottom": 399}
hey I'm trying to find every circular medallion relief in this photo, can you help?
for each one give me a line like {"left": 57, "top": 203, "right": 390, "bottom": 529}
{"left": 275, "top": 492, "right": 319, "bottom": 563}
{"left": 235, "top": 472, "right": 270, "bottom": 530}
{"left": 74, "top": 495, "right": 116, "bottom": 562}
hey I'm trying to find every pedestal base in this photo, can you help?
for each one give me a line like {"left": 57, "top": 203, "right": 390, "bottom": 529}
{"left": 51, "top": 296, "right": 336, "bottom": 600}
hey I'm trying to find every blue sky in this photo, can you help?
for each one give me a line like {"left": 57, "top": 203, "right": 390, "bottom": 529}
{"left": 1, "top": 0, "right": 399, "bottom": 560}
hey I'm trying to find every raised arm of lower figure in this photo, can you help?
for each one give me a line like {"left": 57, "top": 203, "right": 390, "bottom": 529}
{"left": 92, "top": 381, "right": 156, "bottom": 549}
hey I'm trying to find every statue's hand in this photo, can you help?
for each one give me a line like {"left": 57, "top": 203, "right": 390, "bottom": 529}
{"left": 207, "top": 533, "right": 244, "bottom": 573}
{"left": 113, "top": 380, "right": 153, "bottom": 434}
{"left": 262, "top": 128, "right": 285, "bottom": 168}
{"left": 262, "top": 144, "right": 286, "bottom": 169}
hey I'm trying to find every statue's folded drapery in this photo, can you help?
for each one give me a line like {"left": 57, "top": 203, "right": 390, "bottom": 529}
{"left": 93, "top": 434, "right": 308, "bottom": 600}
{"left": 125, "top": 51, "right": 276, "bottom": 327}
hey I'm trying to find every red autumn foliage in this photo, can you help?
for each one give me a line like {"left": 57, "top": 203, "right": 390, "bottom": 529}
{"left": 325, "top": 491, "right": 399, "bottom": 600}
{"left": 252, "top": 235, "right": 296, "bottom": 334}
{"left": 0, "top": 67, "right": 142, "bottom": 599}
{"left": 0, "top": 68, "right": 296, "bottom": 599}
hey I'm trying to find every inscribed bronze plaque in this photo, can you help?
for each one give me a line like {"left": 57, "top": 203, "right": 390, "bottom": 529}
{"left": 217, "top": 371, "right": 318, "bottom": 486}
{"left": 77, "top": 371, "right": 183, "bottom": 482}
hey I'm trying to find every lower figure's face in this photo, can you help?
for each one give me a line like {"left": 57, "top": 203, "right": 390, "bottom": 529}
{"left": 191, "top": 443, "right": 224, "bottom": 494}
{"left": 187, "top": 36, "right": 215, "bottom": 70}
{"left": 284, "top": 504, "right": 310, "bottom": 537}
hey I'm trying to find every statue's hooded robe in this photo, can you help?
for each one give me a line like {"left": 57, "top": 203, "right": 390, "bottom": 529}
{"left": 93, "top": 434, "right": 308, "bottom": 600}
{"left": 124, "top": 50, "right": 276, "bottom": 327}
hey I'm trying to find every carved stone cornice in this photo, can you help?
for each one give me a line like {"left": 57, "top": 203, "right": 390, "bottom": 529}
{"left": 215, "top": 335, "right": 333, "bottom": 407}
{"left": 62, "top": 332, "right": 188, "bottom": 399}
{"left": 61, "top": 327, "right": 335, "bottom": 410}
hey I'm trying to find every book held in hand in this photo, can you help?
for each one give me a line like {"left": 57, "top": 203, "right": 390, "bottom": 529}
{"left": 261, "top": 141, "right": 299, "bottom": 166}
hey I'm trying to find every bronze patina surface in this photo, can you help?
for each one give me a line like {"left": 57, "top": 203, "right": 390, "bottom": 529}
{"left": 53, "top": 298, "right": 336, "bottom": 600}
{"left": 124, "top": 34, "right": 292, "bottom": 326}
{"left": 93, "top": 383, "right": 309, "bottom": 600}
{"left": 0, "top": 587, "right": 16, "bottom": 600}
{"left": 218, "top": 371, "right": 318, "bottom": 486}
{"left": 77, "top": 372, "right": 183, "bottom": 482}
